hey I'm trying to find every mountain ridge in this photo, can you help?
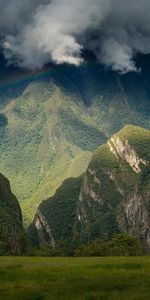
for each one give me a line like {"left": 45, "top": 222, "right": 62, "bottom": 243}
{"left": 32, "top": 125, "right": 150, "bottom": 252}
{"left": 0, "top": 63, "right": 150, "bottom": 226}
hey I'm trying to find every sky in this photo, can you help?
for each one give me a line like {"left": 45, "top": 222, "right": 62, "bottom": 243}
{"left": 0, "top": 0, "right": 150, "bottom": 73}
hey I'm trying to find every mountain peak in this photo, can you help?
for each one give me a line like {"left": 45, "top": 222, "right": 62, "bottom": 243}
{"left": 32, "top": 125, "right": 150, "bottom": 252}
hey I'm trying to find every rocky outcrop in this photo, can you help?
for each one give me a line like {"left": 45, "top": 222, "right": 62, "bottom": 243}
{"left": 118, "top": 191, "right": 150, "bottom": 251}
{"left": 80, "top": 172, "right": 104, "bottom": 207}
{"left": 34, "top": 210, "right": 55, "bottom": 248}
{"left": 108, "top": 136, "right": 148, "bottom": 173}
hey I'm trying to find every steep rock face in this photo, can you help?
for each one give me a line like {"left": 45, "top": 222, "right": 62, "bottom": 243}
{"left": 108, "top": 136, "right": 147, "bottom": 173}
{"left": 34, "top": 210, "right": 55, "bottom": 248}
{"left": 0, "top": 173, "right": 24, "bottom": 255}
{"left": 77, "top": 125, "right": 150, "bottom": 250}
{"left": 118, "top": 191, "right": 150, "bottom": 249}
{"left": 32, "top": 177, "right": 82, "bottom": 247}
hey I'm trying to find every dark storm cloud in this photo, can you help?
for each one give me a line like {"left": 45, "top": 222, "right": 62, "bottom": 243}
{"left": 0, "top": 0, "right": 150, "bottom": 73}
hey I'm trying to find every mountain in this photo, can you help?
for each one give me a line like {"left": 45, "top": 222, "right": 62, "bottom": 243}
{"left": 30, "top": 176, "right": 82, "bottom": 248}
{"left": 0, "top": 62, "right": 150, "bottom": 226}
{"left": 77, "top": 125, "right": 150, "bottom": 251}
{"left": 32, "top": 125, "right": 150, "bottom": 252}
{"left": 0, "top": 173, "right": 24, "bottom": 255}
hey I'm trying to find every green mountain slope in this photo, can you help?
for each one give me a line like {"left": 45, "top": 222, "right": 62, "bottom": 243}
{"left": 33, "top": 125, "right": 150, "bottom": 251}
{"left": 30, "top": 176, "right": 82, "bottom": 248}
{"left": 0, "top": 173, "right": 24, "bottom": 255}
{"left": 78, "top": 125, "right": 150, "bottom": 250}
{"left": 0, "top": 81, "right": 98, "bottom": 225}
{"left": 0, "top": 64, "right": 150, "bottom": 226}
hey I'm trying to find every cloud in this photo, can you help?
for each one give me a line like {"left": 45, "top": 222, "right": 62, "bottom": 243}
{"left": 1, "top": 0, "right": 150, "bottom": 73}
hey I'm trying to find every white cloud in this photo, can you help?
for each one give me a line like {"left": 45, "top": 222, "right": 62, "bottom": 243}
{"left": 1, "top": 0, "right": 150, "bottom": 73}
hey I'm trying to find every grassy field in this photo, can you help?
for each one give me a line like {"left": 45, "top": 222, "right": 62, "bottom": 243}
{"left": 0, "top": 257, "right": 150, "bottom": 299}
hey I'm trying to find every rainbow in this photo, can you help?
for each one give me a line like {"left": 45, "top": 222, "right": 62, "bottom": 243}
{"left": 0, "top": 64, "right": 56, "bottom": 91}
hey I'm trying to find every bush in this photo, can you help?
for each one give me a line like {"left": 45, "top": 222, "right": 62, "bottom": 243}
{"left": 75, "top": 234, "right": 142, "bottom": 257}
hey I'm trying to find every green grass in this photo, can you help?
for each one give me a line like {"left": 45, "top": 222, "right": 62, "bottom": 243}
{"left": 0, "top": 256, "right": 150, "bottom": 300}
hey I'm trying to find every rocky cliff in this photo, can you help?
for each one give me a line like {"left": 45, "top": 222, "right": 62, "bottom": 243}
{"left": 33, "top": 125, "right": 150, "bottom": 251}
{"left": 31, "top": 176, "right": 82, "bottom": 247}
{"left": 78, "top": 125, "right": 150, "bottom": 251}
{"left": 0, "top": 173, "right": 24, "bottom": 255}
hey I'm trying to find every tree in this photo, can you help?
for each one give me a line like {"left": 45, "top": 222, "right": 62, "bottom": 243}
{"left": 108, "top": 234, "right": 142, "bottom": 256}
{"left": 74, "top": 234, "right": 142, "bottom": 257}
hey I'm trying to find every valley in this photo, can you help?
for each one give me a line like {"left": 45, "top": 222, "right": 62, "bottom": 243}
{"left": 0, "top": 64, "right": 150, "bottom": 226}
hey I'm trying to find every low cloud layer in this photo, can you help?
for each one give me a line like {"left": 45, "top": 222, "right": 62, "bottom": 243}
{"left": 1, "top": 0, "right": 150, "bottom": 73}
